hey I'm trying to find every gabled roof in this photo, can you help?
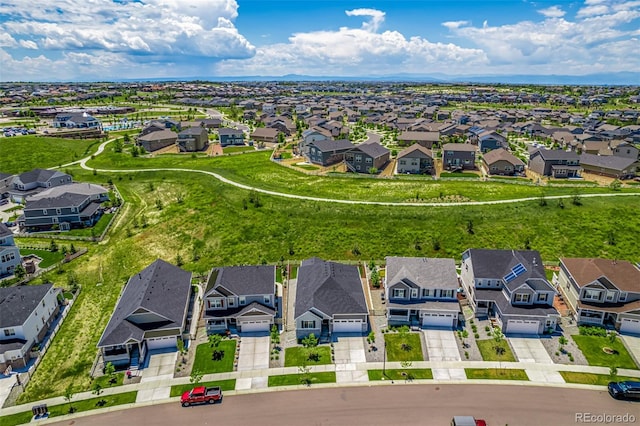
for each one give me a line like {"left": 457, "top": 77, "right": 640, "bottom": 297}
{"left": 465, "top": 249, "right": 551, "bottom": 292}
{"left": 350, "top": 141, "right": 390, "bottom": 159}
{"left": 397, "top": 131, "right": 439, "bottom": 142}
{"left": 15, "top": 169, "right": 69, "bottom": 185}
{"left": 442, "top": 143, "right": 476, "bottom": 152}
{"left": 178, "top": 127, "right": 207, "bottom": 137}
{"left": 137, "top": 129, "right": 177, "bottom": 141}
{"left": 397, "top": 144, "right": 433, "bottom": 160}
{"left": 0, "top": 222, "right": 12, "bottom": 238}
{"left": 560, "top": 258, "right": 640, "bottom": 293}
{"left": 531, "top": 149, "right": 579, "bottom": 161}
{"left": 205, "top": 265, "right": 274, "bottom": 297}
{"left": 295, "top": 258, "right": 368, "bottom": 318}
{"left": 0, "top": 283, "right": 53, "bottom": 328}
{"left": 218, "top": 127, "right": 243, "bottom": 136}
{"left": 311, "top": 139, "right": 355, "bottom": 152}
{"left": 482, "top": 148, "right": 524, "bottom": 166}
{"left": 386, "top": 257, "right": 458, "bottom": 290}
{"left": 579, "top": 153, "right": 637, "bottom": 171}
{"left": 25, "top": 183, "right": 108, "bottom": 209}
{"left": 97, "top": 259, "right": 191, "bottom": 348}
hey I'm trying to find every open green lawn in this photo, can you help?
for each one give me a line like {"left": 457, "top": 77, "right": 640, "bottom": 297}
{"left": 465, "top": 368, "right": 528, "bottom": 380}
{"left": 192, "top": 340, "right": 237, "bottom": 374}
{"left": 571, "top": 335, "right": 637, "bottom": 369}
{"left": 559, "top": 371, "right": 638, "bottom": 386}
{"left": 368, "top": 369, "right": 433, "bottom": 381}
{"left": 439, "top": 172, "right": 480, "bottom": 178}
{"left": 0, "top": 136, "right": 101, "bottom": 174}
{"left": 284, "top": 346, "right": 332, "bottom": 367}
{"left": 384, "top": 333, "right": 424, "bottom": 361}
{"left": 19, "top": 249, "right": 65, "bottom": 268}
{"left": 169, "top": 379, "right": 236, "bottom": 397}
{"left": 476, "top": 339, "right": 517, "bottom": 362}
{"left": 92, "top": 372, "right": 125, "bottom": 388}
{"left": 268, "top": 372, "right": 336, "bottom": 387}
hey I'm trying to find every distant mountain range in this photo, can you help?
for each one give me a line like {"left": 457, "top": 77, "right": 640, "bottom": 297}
{"left": 122, "top": 72, "right": 639, "bottom": 86}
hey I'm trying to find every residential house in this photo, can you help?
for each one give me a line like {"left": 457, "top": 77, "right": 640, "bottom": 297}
{"left": 19, "top": 183, "right": 109, "bottom": 232}
{"left": 138, "top": 119, "right": 180, "bottom": 137}
{"left": 305, "top": 139, "right": 355, "bottom": 166}
{"left": 97, "top": 259, "right": 192, "bottom": 368}
{"left": 203, "top": 265, "right": 276, "bottom": 334}
{"left": 137, "top": 129, "right": 178, "bottom": 153}
{"left": 0, "top": 283, "right": 61, "bottom": 372}
{"left": 177, "top": 127, "right": 208, "bottom": 152}
{"left": 8, "top": 169, "right": 73, "bottom": 203}
{"left": 0, "top": 223, "right": 20, "bottom": 276}
{"left": 397, "top": 131, "right": 440, "bottom": 149}
{"left": 200, "top": 118, "right": 222, "bottom": 129}
{"left": 218, "top": 128, "right": 245, "bottom": 147}
{"left": 294, "top": 258, "right": 368, "bottom": 339}
{"left": 385, "top": 257, "right": 461, "bottom": 328}
{"left": 528, "top": 149, "right": 581, "bottom": 178}
{"left": 460, "top": 249, "right": 559, "bottom": 335}
{"left": 251, "top": 128, "right": 280, "bottom": 146}
{"left": 612, "top": 142, "right": 640, "bottom": 161}
{"left": 477, "top": 131, "right": 508, "bottom": 153}
{"left": 442, "top": 143, "right": 477, "bottom": 170}
{"left": 53, "top": 112, "right": 101, "bottom": 129}
{"left": 299, "top": 127, "right": 332, "bottom": 157}
{"left": 482, "top": 148, "right": 525, "bottom": 176}
{"left": 344, "top": 141, "right": 390, "bottom": 174}
{"left": 396, "top": 144, "right": 434, "bottom": 175}
{"left": 579, "top": 153, "right": 638, "bottom": 179}
{"left": 0, "top": 172, "right": 14, "bottom": 199}
{"left": 557, "top": 258, "right": 640, "bottom": 334}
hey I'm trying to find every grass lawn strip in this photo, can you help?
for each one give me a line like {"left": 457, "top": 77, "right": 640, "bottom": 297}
{"left": 559, "top": 372, "right": 638, "bottom": 386}
{"left": 368, "top": 369, "right": 433, "bottom": 381}
{"left": 284, "top": 346, "right": 332, "bottom": 367}
{"left": 465, "top": 368, "right": 528, "bottom": 380}
{"left": 476, "top": 339, "right": 516, "bottom": 362}
{"left": 571, "top": 335, "right": 637, "bottom": 369}
{"left": 19, "top": 249, "right": 65, "bottom": 268}
{"left": 192, "top": 340, "right": 237, "bottom": 374}
{"left": 268, "top": 372, "right": 336, "bottom": 387}
{"left": 169, "top": 379, "right": 236, "bottom": 397}
{"left": 384, "top": 333, "right": 424, "bottom": 361}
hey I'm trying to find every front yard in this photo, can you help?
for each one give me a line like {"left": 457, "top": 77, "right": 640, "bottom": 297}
{"left": 268, "top": 372, "right": 336, "bottom": 387}
{"left": 368, "top": 369, "right": 433, "bottom": 381}
{"left": 571, "top": 335, "right": 637, "bottom": 369}
{"left": 284, "top": 346, "right": 332, "bottom": 367}
{"left": 476, "top": 339, "right": 516, "bottom": 362}
{"left": 465, "top": 368, "right": 528, "bottom": 380}
{"left": 559, "top": 372, "right": 638, "bottom": 386}
{"left": 192, "top": 340, "right": 237, "bottom": 374}
{"left": 384, "top": 332, "right": 424, "bottom": 361}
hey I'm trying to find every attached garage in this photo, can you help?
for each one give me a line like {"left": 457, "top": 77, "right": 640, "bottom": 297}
{"left": 422, "top": 313, "right": 456, "bottom": 328}
{"left": 145, "top": 336, "right": 177, "bottom": 351}
{"left": 333, "top": 319, "right": 364, "bottom": 333}
{"left": 240, "top": 320, "right": 271, "bottom": 333}
{"left": 506, "top": 319, "right": 540, "bottom": 335}
{"left": 620, "top": 318, "right": 640, "bottom": 335}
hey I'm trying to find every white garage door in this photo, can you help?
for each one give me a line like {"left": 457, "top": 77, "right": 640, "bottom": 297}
{"left": 240, "top": 320, "right": 271, "bottom": 333}
{"left": 422, "top": 313, "right": 456, "bottom": 328}
{"left": 146, "top": 336, "right": 177, "bottom": 351}
{"left": 333, "top": 319, "right": 363, "bottom": 333}
{"left": 506, "top": 320, "right": 539, "bottom": 335}
{"left": 620, "top": 318, "right": 640, "bottom": 334}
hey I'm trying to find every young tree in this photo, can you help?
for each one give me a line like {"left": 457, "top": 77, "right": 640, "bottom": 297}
{"left": 92, "top": 382, "right": 106, "bottom": 406}
{"left": 190, "top": 369, "right": 203, "bottom": 387}
{"left": 208, "top": 333, "right": 222, "bottom": 348}
{"left": 104, "top": 362, "right": 116, "bottom": 385}
{"left": 14, "top": 264, "right": 26, "bottom": 280}
{"left": 64, "top": 383, "right": 76, "bottom": 413}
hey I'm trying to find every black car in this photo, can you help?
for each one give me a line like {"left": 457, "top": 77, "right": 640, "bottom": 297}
{"left": 608, "top": 381, "right": 640, "bottom": 400}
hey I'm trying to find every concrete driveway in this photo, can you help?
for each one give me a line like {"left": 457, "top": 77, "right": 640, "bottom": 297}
{"left": 333, "top": 335, "right": 366, "bottom": 364}
{"left": 0, "top": 375, "right": 16, "bottom": 408}
{"left": 510, "top": 338, "right": 553, "bottom": 364}
{"left": 237, "top": 336, "right": 270, "bottom": 371}
{"left": 423, "top": 329, "right": 461, "bottom": 361}
{"left": 140, "top": 350, "right": 177, "bottom": 383}
{"left": 621, "top": 334, "right": 640, "bottom": 367}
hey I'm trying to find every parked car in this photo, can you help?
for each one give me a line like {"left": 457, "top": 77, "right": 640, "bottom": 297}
{"left": 608, "top": 381, "right": 640, "bottom": 400}
{"left": 451, "top": 416, "right": 487, "bottom": 426}
{"left": 181, "top": 386, "right": 223, "bottom": 407}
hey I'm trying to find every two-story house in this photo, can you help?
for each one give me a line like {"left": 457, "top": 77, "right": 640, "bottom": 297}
{"left": 53, "top": 112, "right": 101, "bottom": 129}
{"left": 8, "top": 169, "right": 72, "bottom": 203}
{"left": 385, "top": 257, "right": 461, "bottom": 328}
{"left": 19, "top": 183, "right": 109, "bottom": 232}
{"left": 137, "top": 129, "right": 178, "bottom": 153}
{"left": 442, "top": 143, "right": 477, "bottom": 170}
{"left": 203, "top": 265, "right": 277, "bottom": 334}
{"left": 0, "top": 223, "right": 20, "bottom": 277}
{"left": 557, "top": 258, "right": 640, "bottom": 334}
{"left": 396, "top": 144, "right": 434, "bottom": 175}
{"left": 344, "top": 141, "right": 390, "bottom": 174}
{"left": 528, "top": 149, "right": 581, "bottom": 178}
{"left": 0, "top": 283, "right": 61, "bottom": 372}
{"left": 477, "top": 131, "right": 508, "bottom": 153}
{"left": 299, "top": 127, "right": 332, "bottom": 157}
{"left": 295, "top": 258, "right": 368, "bottom": 339}
{"left": 396, "top": 131, "right": 440, "bottom": 149}
{"left": 218, "top": 128, "right": 245, "bottom": 147}
{"left": 460, "top": 249, "right": 559, "bottom": 335}
{"left": 482, "top": 148, "right": 525, "bottom": 176}
{"left": 97, "top": 259, "right": 192, "bottom": 369}
{"left": 178, "top": 127, "right": 209, "bottom": 152}
{"left": 305, "top": 139, "right": 355, "bottom": 166}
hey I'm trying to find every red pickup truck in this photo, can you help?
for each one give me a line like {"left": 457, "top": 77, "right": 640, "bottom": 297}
{"left": 181, "top": 386, "right": 223, "bottom": 407}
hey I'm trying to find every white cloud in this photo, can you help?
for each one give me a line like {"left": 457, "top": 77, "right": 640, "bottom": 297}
{"left": 538, "top": 6, "right": 566, "bottom": 18}
{"left": 442, "top": 21, "right": 470, "bottom": 30}
{"left": 19, "top": 39, "right": 38, "bottom": 49}
{"left": 577, "top": 4, "right": 610, "bottom": 16}
{"left": 345, "top": 8, "right": 386, "bottom": 32}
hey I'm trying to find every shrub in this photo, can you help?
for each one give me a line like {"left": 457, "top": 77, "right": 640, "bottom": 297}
{"left": 474, "top": 333, "right": 480, "bottom": 339}
{"left": 578, "top": 326, "right": 607, "bottom": 337}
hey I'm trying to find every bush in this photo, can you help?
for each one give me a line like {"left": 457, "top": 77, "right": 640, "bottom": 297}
{"left": 578, "top": 326, "right": 607, "bottom": 337}
{"left": 474, "top": 333, "right": 480, "bottom": 339}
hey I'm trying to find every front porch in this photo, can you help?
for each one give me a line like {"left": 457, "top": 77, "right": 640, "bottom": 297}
{"left": 101, "top": 341, "right": 145, "bottom": 369}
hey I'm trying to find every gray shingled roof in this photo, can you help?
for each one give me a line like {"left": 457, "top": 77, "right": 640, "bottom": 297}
{"left": 205, "top": 265, "right": 274, "bottom": 297}
{"left": 442, "top": 143, "right": 476, "bottom": 152}
{"left": 15, "top": 169, "right": 68, "bottom": 185}
{"left": 138, "top": 129, "right": 177, "bottom": 141}
{"left": 386, "top": 257, "right": 458, "bottom": 290}
{"left": 312, "top": 139, "right": 355, "bottom": 152}
{"left": 97, "top": 259, "right": 191, "bottom": 348}
{"left": 295, "top": 258, "right": 368, "bottom": 319}
{"left": 466, "top": 249, "right": 551, "bottom": 292}
{"left": 397, "top": 144, "right": 433, "bottom": 159}
{"left": 351, "top": 141, "right": 390, "bottom": 159}
{"left": 534, "top": 149, "right": 579, "bottom": 161}
{"left": 475, "top": 289, "right": 558, "bottom": 316}
{"left": 579, "top": 153, "right": 637, "bottom": 171}
{"left": 0, "top": 222, "right": 11, "bottom": 238}
{"left": 0, "top": 284, "right": 53, "bottom": 328}
{"left": 218, "top": 128, "right": 243, "bottom": 136}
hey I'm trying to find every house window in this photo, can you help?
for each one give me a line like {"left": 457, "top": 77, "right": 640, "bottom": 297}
{"left": 365, "top": 158, "right": 372, "bottom": 164}
{"left": 301, "top": 320, "right": 316, "bottom": 329}
{"left": 355, "top": 155, "right": 362, "bottom": 162}
{"left": 227, "top": 297, "right": 235, "bottom": 307}
{"left": 264, "top": 295, "right": 270, "bottom": 304}
{"left": 4, "top": 328, "right": 15, "bottom": 336}
{"left": 411, "top": 289, "right": 418, "bottom": 298}
{"left": 606, "top": 293, "right": 615, "bottom": 302}
{"left": 239, "top": 296, "right": 246, "bottom": 305}
{"left": 514, "top": 293, "right": 530, "bottom": 303}
{"left": 56, "top": 208, "right": 61, "bottom": 215}
{"left": 42, "top": 300, "right": 45, "bottom": 307}
{"left": 210, "top": 298, "right": 223, "bottom": 308}
{"left": 620, "top": 292, "right": 627, "bottom": 301}
{"left": 583, "top": 289, "right": 601, "bottom": 301}
{"left": 42, "top": 209, "right": 48, "bottom": 215}
{"left": 537, "top": 293, "right": 548, "bottom": 302}
{"left": 392, "top": 288, "right": 406, "bottom": 298}
{"left": 422, "top": 288, "right": 432, "bottom": 297}
{"left": 399, "top": 160, "right": 406, "bottom": 165}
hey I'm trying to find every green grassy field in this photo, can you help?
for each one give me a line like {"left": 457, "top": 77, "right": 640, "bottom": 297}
{"left": 19, "top": 249, "right": 65, "bottom": 268}
{"left": 284, "top": 346, "right": 332, "bottom": 367}
{"left": 268, "top": 372, "right": 336, "bottom": 387}
{"left": 559, "top": 371, "right": 637, "bottom": 386}
{"left": 192, "top": 340, "right": 237, "bottom": 374}
{"left": 571, "top": 336, "right": 637, "bottom": 369}
{"left": 476, "top": 339, "right": 517, "bottom": 362}
{"left": 368, "top": 369, "right": 433, "bottom": 380}
{"left": 465, "top": 368, "right": 528, "bottom": 380}
{"left": 384, "top": 333, "right": 424, "bottom": 361}
{"left": 0, "top": 135, "right": 101, "bottom": 174}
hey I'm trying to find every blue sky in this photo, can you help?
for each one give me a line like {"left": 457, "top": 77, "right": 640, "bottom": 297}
{"left": 0, "top": 0, "right": 639, "bottom": 81}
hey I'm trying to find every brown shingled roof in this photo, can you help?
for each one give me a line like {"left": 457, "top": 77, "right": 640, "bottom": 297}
{"left": 560, "top": 258, "right": 640, "bottom": 293}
